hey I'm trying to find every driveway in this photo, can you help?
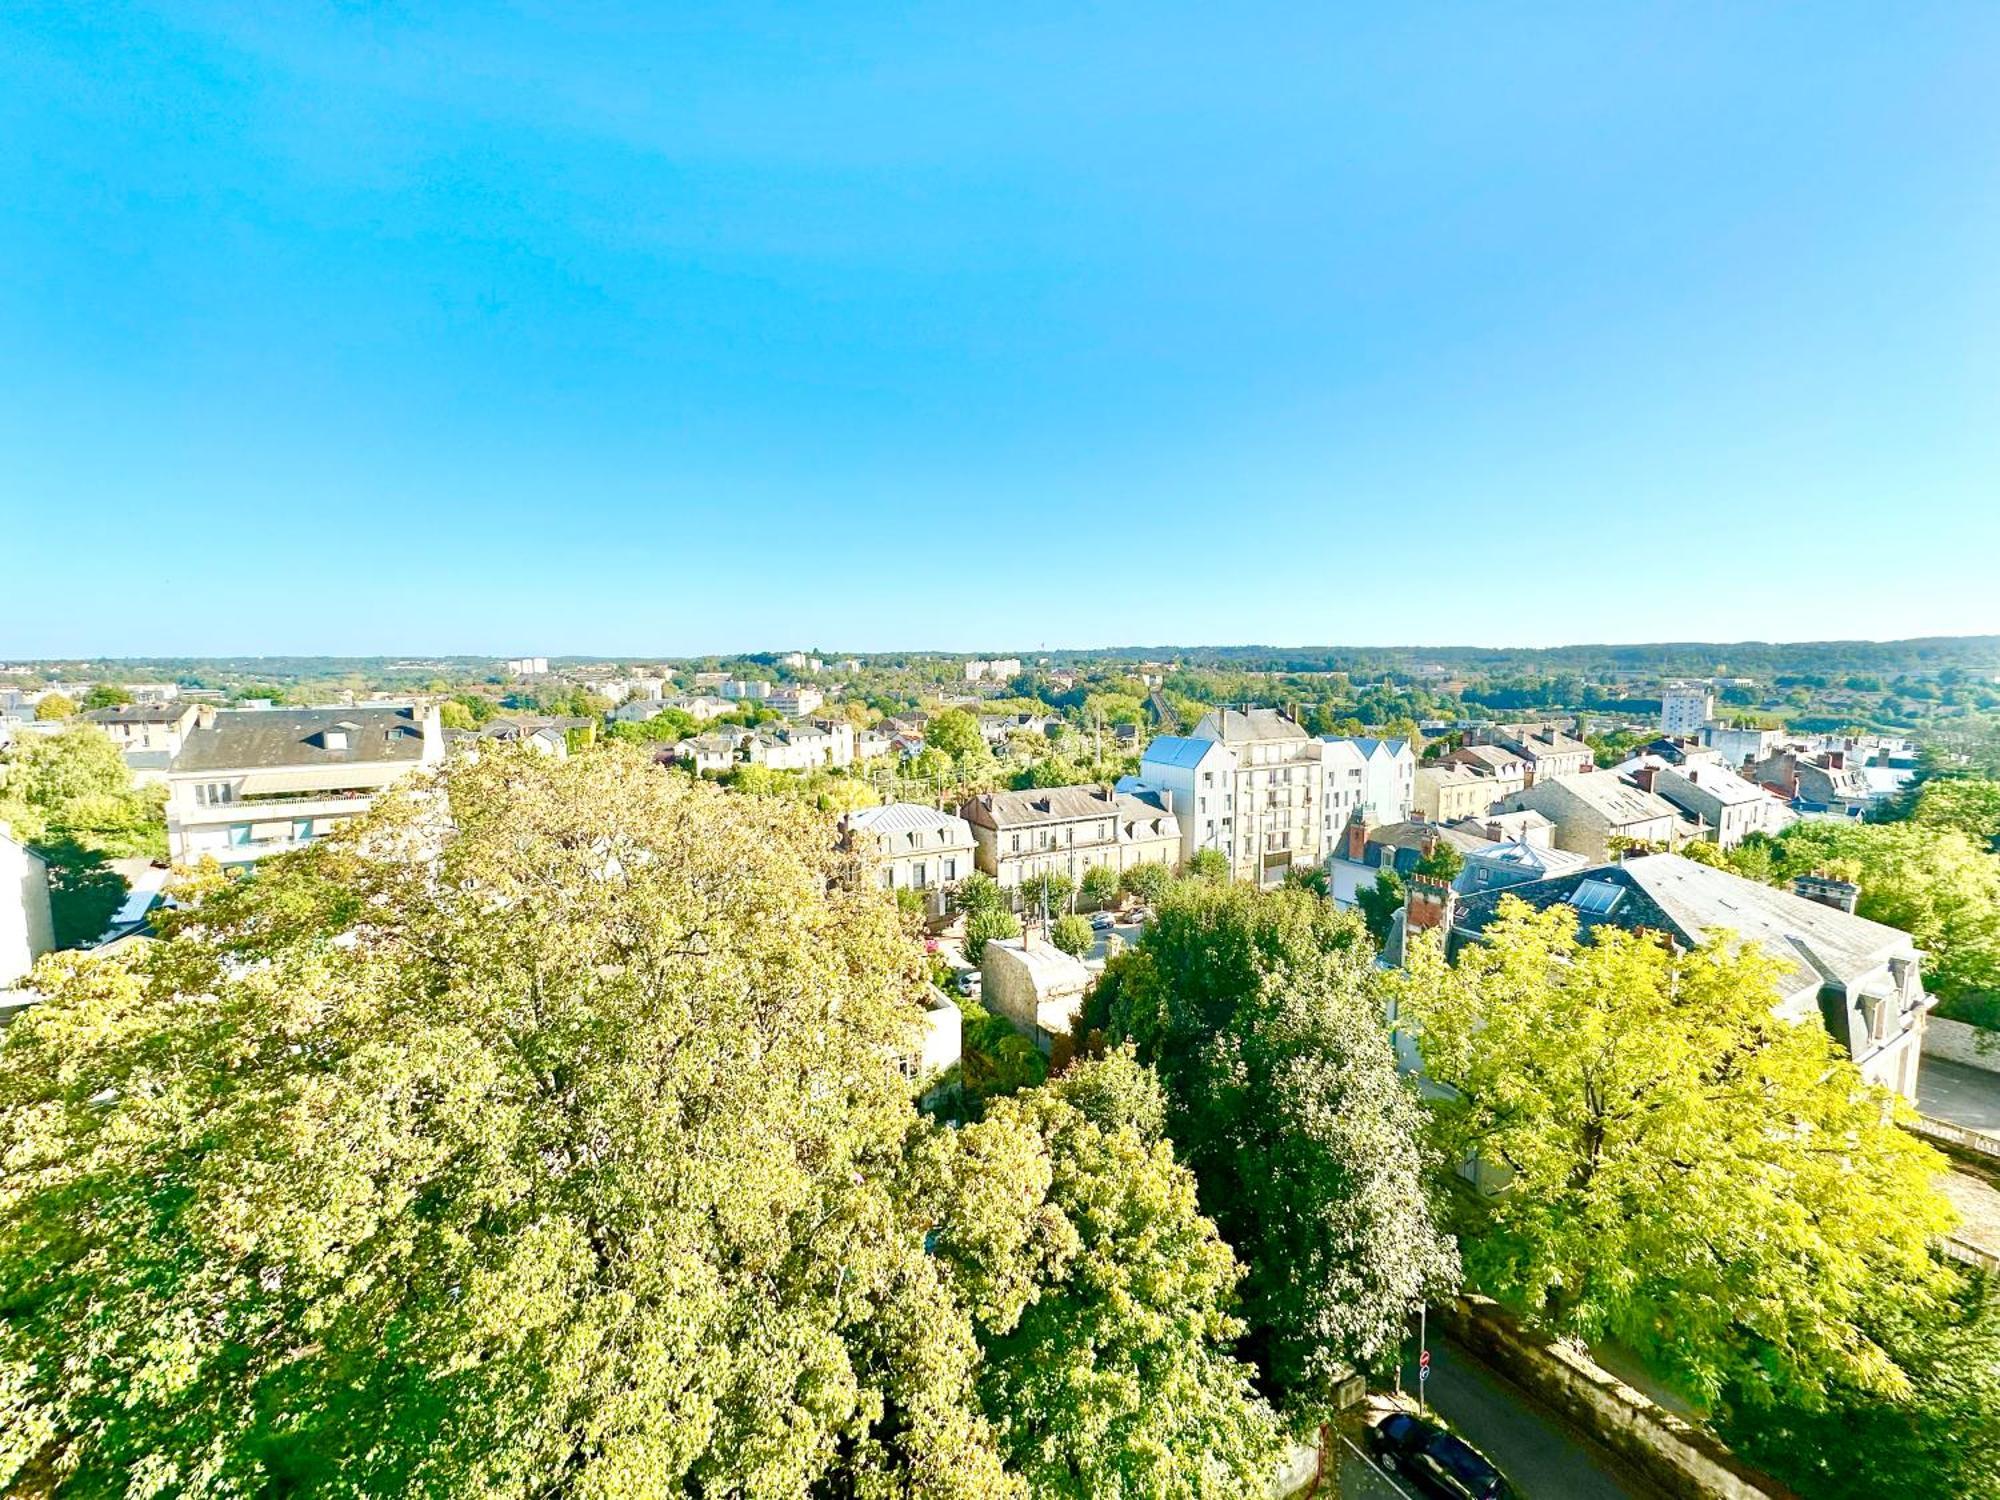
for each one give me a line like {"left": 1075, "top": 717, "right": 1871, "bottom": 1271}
{"left": 1918, "top": 1056, "right": 2000, "bottom": 1134}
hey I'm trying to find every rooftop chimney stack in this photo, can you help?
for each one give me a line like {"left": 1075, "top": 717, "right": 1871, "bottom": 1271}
{"left": 1792, "top": 873, "right": 1861, "bottom": 915}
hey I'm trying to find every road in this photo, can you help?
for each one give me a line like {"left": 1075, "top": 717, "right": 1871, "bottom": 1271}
{"left": 1918, "top": 1055, "right": 2000, "bottom": 1133}
{"left": 1383, "top": 1336, "right": 1668, "bottom": 1500}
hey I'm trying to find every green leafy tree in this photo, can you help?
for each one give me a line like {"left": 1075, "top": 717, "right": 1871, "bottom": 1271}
{"left": 1049, "top": 914, "right": 1093, "bottom": 958}
{"left": 0, "top": 748, "right": 1019, "bottom": 1497}
{"left": 951, "top": 871, "right": 1008, "bottom": 918}
{"left": 1411, "top": 841, "right": 1462, "bottom": 883}
{"left": 1185, "top": 848, "right": 1228, "bottom": 882}
{"left": 1901, "top": 776, "right": 2000, "bottom": 850}
{"left": 32, "top": 692, "right": 74, "bottom": 721}
{"left": 965, "top": 907, "right": 1022, "bottom": 963}
{"left": 1388, "top": 901, "right": 1958, "bottom": 1407}
{"left": 1715, "top": 1274, "right": 2000, "bottom": 1500}
{"left": 1283, "top": 864, "right": 1329, "bottom": 898}
{"left": 1355, "top": 867, "right": 1404, "bottom": 948}
{"left": 953, "top": 997, "right": 1049, "bottom": 1107}
{"left": 1771, "top": 820, "right": 2000, "bottom": 1026}
{"left": 1086, "top": 882, "right": 1457, "bottom": 1411}
{"left": 1119, "top": 861, "right": 1172, "bottom": 906}
{"left": 925, "top": 707, "right": 986, "bottom": 763}
{"left": 1018, "top": 869, "right": 1075, "bottom": 916}
{"left": 920, "top": 1052, "right": 1285, "bottom": 1496}
{"left": 1078, "top": 864, "right": 1121, "bottom": 909}
{"left": 81, "top": 683, "right": 133, "bottom": 710}
{"left": 437, "top": 699, "right": 477, "bottom": 731}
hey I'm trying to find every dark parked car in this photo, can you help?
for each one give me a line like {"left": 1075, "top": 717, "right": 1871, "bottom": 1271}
{"left": 1366, "top": 1411, "right": 1517, "bottom": 1500}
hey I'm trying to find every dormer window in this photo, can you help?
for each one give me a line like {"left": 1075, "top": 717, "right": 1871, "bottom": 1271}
{"left": 323, "top": 730, "right": 349, "bottom": 752}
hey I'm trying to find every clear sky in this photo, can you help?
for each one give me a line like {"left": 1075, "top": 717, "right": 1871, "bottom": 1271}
{"left": 4, "top": 3, "right": 1998, "bottom": 658}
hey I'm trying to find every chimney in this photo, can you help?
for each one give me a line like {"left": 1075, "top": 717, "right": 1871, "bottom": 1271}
{"left": 1344, "top": 814, "right": 1369, "bottom": 863}
{"left": 1632, "top": 764, "right": 1660, "bottom": 793}
{"left": 1404, "top": 874, "right": 1458, "bottom": 935}
{"left": 1822, "top": 749, "right": 1846, "bottom": 771}
{"left": 1792, "top": 873, "right": 1860, "bottom": 915}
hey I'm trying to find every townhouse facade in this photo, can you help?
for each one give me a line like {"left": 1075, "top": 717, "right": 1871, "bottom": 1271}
{"left": 959, "top": 784, "right": 1179, "bottom": 894}
{"left": 840, "top": 803, "right": 978, "bottom": 917}
{"left": 1494, "top": 770, "right": 1685, "bottom": 860}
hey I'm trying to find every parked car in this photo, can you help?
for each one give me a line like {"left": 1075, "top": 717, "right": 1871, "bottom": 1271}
{"left": 1365, "top": 1412, "right": 1516, "bottom": 1500}
{"left": 1089, "top": 911, "right": 1116, "bottom": 931}
{"left": 955, "top": 969, "right": 982, "bottom": 997}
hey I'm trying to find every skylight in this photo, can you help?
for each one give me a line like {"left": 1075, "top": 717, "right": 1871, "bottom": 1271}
{"left": 1570, "top": 879, "right": 1625, "bottom": 915}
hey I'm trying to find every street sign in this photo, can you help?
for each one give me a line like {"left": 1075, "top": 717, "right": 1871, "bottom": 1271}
{"left": 1418, "top": 1349, "right": 1430, "bottom": 1384}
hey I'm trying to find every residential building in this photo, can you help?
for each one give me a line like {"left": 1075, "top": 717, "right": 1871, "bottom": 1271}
{"left": 1328, "top": 735, "right": 1417, "bottom": 827}
{"left": 665, "top": 732, "right": 739, "bottom": 775}
{"left": 84, "top": 700, "right": 202, "bottom": 756}
{"left": 1659, "top": 683, "right": 1714, "bottom": 736}
{"left": 470, "top": 716, "right": 590, "bottom": 759}
{"left": 1470, "top": 723, "right": 1595, "bottom": 785}
{"left": 2, "top": 824, "right": 54, "bottom": 988}
{"left": 1440, "top": 854, "right": 1932, "bottom": 1101}
{"left": 504, "top": 657, "right": 549, "bottom": 677}
{"left": 1701, "top": 722, "right": 1781, "bottom": 768}
{"left": 720, "top": 679, "right": 773, "bottom": 701}
{"left": 1456, "top": 837, "right": 1589, "bottom": 895}
{"left": 979, "top": 712, "right": 1059, "bottom": 746}
{"left": 960, "top": 784, "right": 1178, "bottom": 895}
{"left": 778, "top": 652, "right": 824, "bottom": 673}
{"left": 855, "top": 728, "right": 896, "bottom": 761}
{"left": 1413, "top": 763, "right": 1503, "bottom": 824}
{"left": 1748, "top": 748, "right": 1879, "bottom": 819}
{"left": 840, "top": 803, "right": 977, "bottom": 916}
{"left": 1135, "top": 709, "right": 1313, "bottom": 885}
{"left": 166, "top": 705, "right": 444, "bottom": 865}
{"left": 1632, "top": 761, "right": 1793, "bottom": 847}
{"left": 1448, "top": 808, "right": 1557, "bottom": 848}
{"left": 1328, "top": 818, "right": 1495, "bottom": 908}
{"left": 981, "top": 936, "right": 1091, "bottom": 1054}
{"left": 963, "top": 657, "right": 1023, "bottom": 684}
{"left": 745, "top": 721, "right": 852, "bottom": 771}
{"left": 1443, "top": 743, "right": 1528, "bottom": 801}
{"left": 1495, "top": 771, "right": 1685, "bottom": 860}
{"left": 768, "top": 685, "right": 824, "bottom": 717}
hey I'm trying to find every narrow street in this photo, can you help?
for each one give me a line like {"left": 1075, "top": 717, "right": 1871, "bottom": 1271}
{"left": 1918, "top": 1056, "right": 2000, "bottom": 1134}
{"left": 1381, "top": 1336, "right": 1670, "bottom": 1500}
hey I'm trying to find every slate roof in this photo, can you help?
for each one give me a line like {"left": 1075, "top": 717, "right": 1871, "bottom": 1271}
{"left": 1452, "top": 853, "right": 1916, "bottom": 995}
{"left": 1522, "top": 771, "right": 1680, "bottom": 827}
{"left": 1195, "top": 708, "right": 1309, "bottom": 743}
{"left": 844, "top": 803, "right": 975, "bottom": 840}
{"left": 1450, "top": 744, "right": 1525, "bottom": 776}
{"left": 961, "top": 785, "right": 1121, "bottom": 830}
{"left": 172, "top": 707, "right": 429, "bottom": 774}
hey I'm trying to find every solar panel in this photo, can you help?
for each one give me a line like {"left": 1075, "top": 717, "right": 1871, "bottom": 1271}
{"left": 1570, "top": 879, "right": 1625, "bottom": 915}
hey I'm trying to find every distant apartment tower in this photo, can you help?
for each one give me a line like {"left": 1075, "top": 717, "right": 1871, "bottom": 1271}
{"left": 1660, "top": 683, "right": 1713, "bottom": 736}
{"left": 505, "top": 657, "right": 549, "bottom": 677}
{"left": 964, "top": 657, "right": 1023, "bottom": 684}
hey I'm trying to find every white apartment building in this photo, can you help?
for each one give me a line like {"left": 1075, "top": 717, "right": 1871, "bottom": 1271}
{"left": 959, "top": 785, "right": 1179, "bottom": 894}
{"left": 963, "top": 657, "right": 1023, "bottom": 684}
{"left": 769, "top": 685, "right": 824, "bottom": 717}
{"left": 166, "top": 705, "right": 444, "bottom": 865}
{"left": 721, "top": 679, "right": 773, "bottom": 701}
{"left": 1660, "top": 683, "right": 1714, "bottom": 736}
{"left": 504, "top": 657, "right": 549, "bottom": 676}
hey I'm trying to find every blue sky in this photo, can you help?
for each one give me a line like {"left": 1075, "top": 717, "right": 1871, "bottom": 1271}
{"left": 4, "top": 3, "right": 1998, "bottom": 657}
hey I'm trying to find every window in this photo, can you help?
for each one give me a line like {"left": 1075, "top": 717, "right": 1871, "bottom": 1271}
{"left": 912, "top": 862, "right": 928, "bottom": 889}
{"left": 1570, "top": 879, "right": 1625, "bottom": 915}
{"left": 943, "top": 858, "right": 957, "bottom": 882}
{"left": 1010, "top": 833, "right": 1021, "bottom": 853}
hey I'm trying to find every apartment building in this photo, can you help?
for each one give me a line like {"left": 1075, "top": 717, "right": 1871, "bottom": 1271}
{"left": 1443, "top": 743, "right": 1528, "bottom": 801}
{"left": 1494, "top": 770, "right": 1685, "bottom": 860}
{"left": 166, "top": 705, "right": 444, "bottom": 864}
{"left": 1413, "top": 763, "right": 1502, "bottom": 824}
{"left": 768, "top": 685, "right": 825, "bottom": 717}
{"left": 85, "top": 701, "right": 202, "bottom": 755}
{"left": 960, "top": 784, "right": 1178, "bottom": 893}
{"left": 1659, "top": 683, "right": 1714, "bottom": 736}
{"left": 1632, "top": 761, "right": 1793, "bottom": 848}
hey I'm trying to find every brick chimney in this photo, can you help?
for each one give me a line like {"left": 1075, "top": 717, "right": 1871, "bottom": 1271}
{"left": 1344, "top": 814, "right": 1369, "bottom": 863}
{"left": 1404, "top": 874, "right": 1457, "bottom": 935}
{"left": 1631, "top": 764, "right": 1660, "bottom": 793}
{"left": 1792, "top": 873, "right": 1860, "bottom": 915}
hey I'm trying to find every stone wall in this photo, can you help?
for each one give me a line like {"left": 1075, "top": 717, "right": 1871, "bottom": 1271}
{"left": 1924, "top": 1015, "right": 2000, "bottom": 1074}
{"left": 1441, "top": 1295, "right": 1798, "bottom": 1500}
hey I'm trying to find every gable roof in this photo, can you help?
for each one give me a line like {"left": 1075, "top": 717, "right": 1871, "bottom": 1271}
{"left": 1524, "top": 771, "right": 1680, "bottom": 827}
{"left": 1141, "top": 734, "right": 1229, "bottom": 771}
{"left": 1452, "top": 853, "right": 1916, "bottom": 994}
{"left": 1193, "top": 708, "right": 1308, "bottom": 743}
{"left": 844, "top": 803, "right": 975, "bottom": 840}
{"left": 84, "top": 702, "right": 191, "bottom": 726}
{"left": 172, "top": 706, "right": 430, "bottom": 774}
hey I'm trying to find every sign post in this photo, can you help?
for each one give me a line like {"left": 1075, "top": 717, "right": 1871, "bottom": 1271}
{"left": 1418, "top": 1305, "right": 1429, "bottom": 1413}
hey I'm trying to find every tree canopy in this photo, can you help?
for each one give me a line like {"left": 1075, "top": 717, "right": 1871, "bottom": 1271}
{"left": 1, "top": 748, "right": 1020, "bottom": 1496}
{"left": 1388, "top": 901, "right": 1959, "bottom": 1408}
{"left": 1084, "top": 880, "right": 1456, "bottom": 1410}
{"left": 919, "top": 1052, "right": 1285, "bottom": 1496}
